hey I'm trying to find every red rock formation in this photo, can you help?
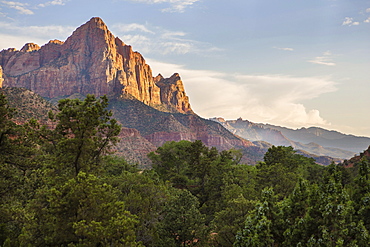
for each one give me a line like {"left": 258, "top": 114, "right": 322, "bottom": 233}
{"left": 0, "top": 66, "right": 3, "bottom": 87}
{"left": 155, "top": 73, "right": 193, "bottom": 114}
{"left": 0, "top": 17, "right": 192, "bottom": 114}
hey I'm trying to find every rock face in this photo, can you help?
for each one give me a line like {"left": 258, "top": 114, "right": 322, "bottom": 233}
{"left": 108, "top": 97, "right": 263, "bottom": 165}
{"left": 0, "top": 17, "right": 192, "bottom": 114}
{"left": 0, "top": 66, "right": 4, "bottom": 87}
{"left": 155, "top": 73, "right": 193, "bottom": 114}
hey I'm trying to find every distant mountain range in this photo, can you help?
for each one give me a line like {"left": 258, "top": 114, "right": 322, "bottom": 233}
{"left": 210, "top": 117, "right": 369, "bottom": 159}
{"left": 0, "top": 17, "right": 368, "bottom": 167}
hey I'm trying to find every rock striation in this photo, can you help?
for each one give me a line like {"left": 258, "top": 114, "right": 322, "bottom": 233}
{"left": 0, "top": 17, "right": 192, "bottom": 114}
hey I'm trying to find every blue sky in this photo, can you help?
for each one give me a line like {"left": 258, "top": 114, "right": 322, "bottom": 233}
{"left": 0, "top": 0, "right": 369, "bottom": 137}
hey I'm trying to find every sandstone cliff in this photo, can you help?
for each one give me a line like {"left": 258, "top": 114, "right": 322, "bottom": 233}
{"left": 0, "top": 66, "right": 4, "bottom": 87}
{"left": 0, "top": 17, "right": 192, "bottom": 114}
{"left": 155, "top": 73, "right": 193, "bottom": 114}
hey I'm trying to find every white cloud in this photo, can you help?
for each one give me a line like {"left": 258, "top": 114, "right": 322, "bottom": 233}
{"left": 342, "top": 17, "right": 360, "bottom": 26}
{"left": 38, "top": 0, "right": 68, "bottom": 8}
{"left": 112, "top": 23, "right": 155, "bottom": 34}
{"left": 308, "top": 51, "right": 336, "bottom": 66}
{"left": 127, "top": 0, "right": 199, "bottom": 13}
{"left": 364, "top": 17, "right": 370, "bottom": 23}
{"left": 161, "top": 31, "right": 187, "bottom": 39}
{"left": 273, "top": 46, "right": 294, "bottom": 51}
{"left": 112, "top": 22, "right": 221, "bottom": 55}
{"left": 147, "top": 59, "right": 337, "bottom": 129}
{"left": 366, "top": 8, "right": 370, "bottom": 13}
{"left": 1, "top": 1, "right": 34, "bottom": 15}
{"left": 0, "top": 22, "right": 75, "bottom": 50}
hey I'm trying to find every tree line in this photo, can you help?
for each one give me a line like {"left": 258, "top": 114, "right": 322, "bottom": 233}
{"left": 0, "top": 93, "right": 369, "bottom": 246}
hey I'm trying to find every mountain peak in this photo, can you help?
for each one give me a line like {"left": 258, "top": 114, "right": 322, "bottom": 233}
{"left": 20, "top": 43, "right": 40, "bottom": 52}
{"left": 0, "top": 17, "right": 193, "bottom": 115}
{"left": 86, "top": 17, "right": 107, "bottom": 30}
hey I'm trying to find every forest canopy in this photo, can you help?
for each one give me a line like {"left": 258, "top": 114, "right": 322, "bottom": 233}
{"left": 0, "top": 93, "right": 369, "bottom": 246}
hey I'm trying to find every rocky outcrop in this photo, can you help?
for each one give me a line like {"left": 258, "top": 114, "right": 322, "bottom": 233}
{"left": 0, "top": 17, "right": 192, "bottom": 114}
{"left": 155, "top": 73, "right": 193, "bottom": 114}
{"left": 0, "top": 66, "right": 3, "bottom": 87}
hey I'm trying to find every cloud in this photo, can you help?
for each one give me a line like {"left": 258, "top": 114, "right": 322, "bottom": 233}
{"left": 147, "top": 59, "right": 337, "bottom": 129}
{"left": 0, "top": 22, "right": 75, "bottom": 50}
{"left": 1, "top": 1, "right": 34, "bottom": 15}
{"left": 364, "top": 17, "right": 370, "bottom": 23}
{"left": 342, "top": 17, "right": 360, "bottom": 26}
{"left": 111, "top": 22, "right": 221, "bottom": 55}
{"left": 38, "top": 0, "right": 68, "bottom": 8}
{"left": 126, "top": 0, "right": 199, "bottom": 13}
{"left": 366, "top": 8, "right": 370, "bottom": 13}
{"left": 112, "top": 23, "right": 155, "bottom": 34}
{"left": 273, "top": 46, "right": 294, "bottom": 51}
{"left": 308, "top": 51, "right": 336, "bottom": 66}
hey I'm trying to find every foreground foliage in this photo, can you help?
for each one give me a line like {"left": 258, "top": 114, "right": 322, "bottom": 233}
{"left": 0, "top": 92, "right": 369, "bottom": 246}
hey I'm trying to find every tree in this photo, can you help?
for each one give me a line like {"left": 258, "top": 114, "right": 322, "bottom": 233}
{"left": 256, "top": 145, "right": 324, "bottom": 199}
{"left": 157, "top": 188, "right": 207, "bottom": 246}
{"left": 20, "top": 172, "right": 141, "bottom": 246}
{"left": 148, "top": 140, "right": 193, "bottom": 185}
{"left": 149, "top": 140, "right": 236, "bottom": 222}
{"left": 12, "top": 95, "right": 142, "bottom": 246}
{"left": 281, "top": 164, "right": 369, "bottom": 246}
{"left": 352, "top": 158, "right": 370, "bottom": 231}
{"left": 234, "top": 188, "right": 281, "bottom": 247}
{"left": 33, "top": 94, "right": 121, "bottom": 177}
{"left": 0, "top": 93, "right": 39, "bottom": 246}
{"left": 211, "top": 194, "right": 256, "bottom": 247}
{"left": 107, "top": 163, "right": 170, "bottom": 246}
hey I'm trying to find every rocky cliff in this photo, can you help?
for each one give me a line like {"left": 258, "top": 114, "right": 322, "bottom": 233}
{"left": 0, "top": 17, "right": 192, "bottom": 114}
{"left": 0, "top": 66, "right": 3, "bottom": 87}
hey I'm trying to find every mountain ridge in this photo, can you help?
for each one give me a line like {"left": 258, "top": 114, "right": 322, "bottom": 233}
{"left": 0, "top": 17, "right": 192, "bottom": 115}
{"left": 210, "top": 117, "right": 367, "bottom": 159}
{"left": 1, "top": 17, "right": 366, "bottom": 167}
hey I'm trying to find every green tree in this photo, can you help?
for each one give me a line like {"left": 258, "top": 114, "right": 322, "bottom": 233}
{"left": 157, "top": 188, "right": 207, "bottom": 246}
{"left": 280, "top": 179, "right": 318, "bottom": 246}
{"left": 281, "top": 165, "right": 369, "bottom": 246}
{"left": 0, "top": 93, "right": 39, "bottom": 245}
{"left": 211, "top": 194, "right": 256, "bottom": 247}
{"left": 13, "top": 95, "right": 142, "bottom": 246}
{"left": 107, "top": 162, "right": 170, "bottom": 246}
{"left": 148, "top": 140, "right": 193, "bottom": 186}
{"left": 234, "top": 188, "right": 282, "bottom": 247}
{"left": 20, "top": 172, "right": 141, "bottom": 246}
{"left": 30, "top": 94, "right": 121, "bottom": 177}
{"left": 256, "top": 145, "right": 323, "bottom": 199}
{"left": 353, "top": 158, "right": 370, "bottom": 231}
{"left": 210, "top": 164, "right": 258, "bottom": 246}
{"left": 149, "top": 140, "right": 236, "bottom": 222}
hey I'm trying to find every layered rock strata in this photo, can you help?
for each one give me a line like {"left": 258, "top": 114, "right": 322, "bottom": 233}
{"left": 0, "top": 17, "right": 192, "bottom": 114}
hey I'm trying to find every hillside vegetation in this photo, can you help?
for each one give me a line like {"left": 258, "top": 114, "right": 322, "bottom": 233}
{"left": 1, "top": 92, "right": 370, "bottom": 246}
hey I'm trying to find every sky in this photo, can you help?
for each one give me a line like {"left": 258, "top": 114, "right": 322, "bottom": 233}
{"left": 0, "top": 0, "right": 369, "bottom": 137}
